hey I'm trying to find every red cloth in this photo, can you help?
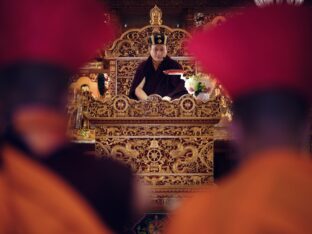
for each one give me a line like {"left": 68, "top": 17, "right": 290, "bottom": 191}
{"left": 187, "top": 5, "right": 312, "bottom": 100}
{"left": 0, "top": 0, "right": 117, "bottom": 71}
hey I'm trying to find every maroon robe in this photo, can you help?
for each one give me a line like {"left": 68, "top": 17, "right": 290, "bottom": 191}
{"left": 129, "top": 56, "right": 188, "bottom": 100}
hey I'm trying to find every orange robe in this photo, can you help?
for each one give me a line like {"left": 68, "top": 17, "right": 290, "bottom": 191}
{"left": 165, "top": 150, "right": 312, "bottom": 234}
{"left": 0, "top": 145, "right": 112, "bottom": 234}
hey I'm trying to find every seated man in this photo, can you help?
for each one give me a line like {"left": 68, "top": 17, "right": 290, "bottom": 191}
{"left": 129, "top": 33, "right": 188, "bottom": 101}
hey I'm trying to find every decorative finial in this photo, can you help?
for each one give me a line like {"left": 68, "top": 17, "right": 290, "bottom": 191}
{"left": 150, "top": 5, "right": 163, "bottom": 27}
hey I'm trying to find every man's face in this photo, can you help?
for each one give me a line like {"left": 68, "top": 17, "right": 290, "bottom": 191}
{"left": 13, "top": 106, "right": 68, "bottom": 157}
{"left": 150, "top": 45, "right": 167, "bottom": 62}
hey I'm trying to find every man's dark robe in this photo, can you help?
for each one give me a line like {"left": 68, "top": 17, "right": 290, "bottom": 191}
{"left": 129, "top": 56, "right": 188, "bottom": 100}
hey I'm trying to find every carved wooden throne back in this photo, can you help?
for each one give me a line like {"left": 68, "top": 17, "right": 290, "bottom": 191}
{"left": 105, "top": 24, "right": 196, "bottom": 96}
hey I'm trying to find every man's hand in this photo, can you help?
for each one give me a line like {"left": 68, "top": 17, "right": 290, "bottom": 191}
{"left": 135, "top": 78, "right": 148, "bottom": 100}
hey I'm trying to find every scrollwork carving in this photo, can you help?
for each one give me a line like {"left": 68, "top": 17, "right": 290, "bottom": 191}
{"left": 95, "top": 137, "right": 214, "bottom": 183}
{"left": 140, "top": 174, "right": 213, "bottom": 187}
{"left": 106, "top": 26, "right": 190, "bottom": 58}
{"left": 82, "top": 94, "right": 222, "bottom": 120}
{"left": 94, "top": 125, "right": 213, "bottom": 137}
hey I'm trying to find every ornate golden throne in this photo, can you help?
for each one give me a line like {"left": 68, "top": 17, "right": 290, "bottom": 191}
{"left": 68, "top": 5, "right": 231, "bottom": 210}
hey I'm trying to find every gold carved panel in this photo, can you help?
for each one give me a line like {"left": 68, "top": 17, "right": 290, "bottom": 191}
{"left": 106, "top": 26, "right": 190, "bottom": 58}
{"left": 96, "top": 136, "right": 213, "bottom": 176}
{"left": 94, "top": 123, "right": 215, "bottom": 208}
{"left": 117, "top": 59, "right": 142, "bottom": 77}
{"left": 95, "top": 125, "right": 213, "bottom": 137}
{"left": 68, "top": 94, "right": 225, "bottom": 208}
{"left": 83, "top": 94, "right": 222, "bottom": 119}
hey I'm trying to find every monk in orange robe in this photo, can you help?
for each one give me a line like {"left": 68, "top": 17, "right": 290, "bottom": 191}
{"left": 0, "top": 145, "right": 112, "bottom": 234}
{"left": 165, "top": 5, "right": 312, "bottom": 234}
{"left": 166, "top": 151, "right": 312, "bottom": 234}
{"left": 0, "top": 0, "right": 118, "bottom": 232}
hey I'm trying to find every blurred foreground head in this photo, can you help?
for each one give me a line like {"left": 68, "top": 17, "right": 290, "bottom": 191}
{"left": 0, "top": 0, "right": 116, "bottom": 157}
{"left": 188, "top": 5, "right": 312, "bottom": 158}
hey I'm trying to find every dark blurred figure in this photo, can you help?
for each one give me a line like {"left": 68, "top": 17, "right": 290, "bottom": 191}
{"left": 166, "top": 5, "right": 312, "bottom": 234}
{"left": 0, "top": 0, "right": 148, "bottom": 233}
{"left": 97, "top": 73, "right": 107, "bottom": 96}
{"left": 213, "top": 140, "right": 238, "bottom": 182}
